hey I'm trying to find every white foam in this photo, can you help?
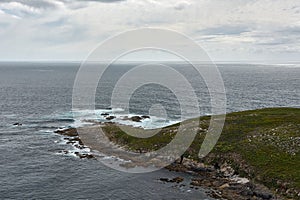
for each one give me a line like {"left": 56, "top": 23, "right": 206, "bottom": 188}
{"left": 62, "top": 108, "right": 180, "bottom": 130}
{"left": 38, "top": 129, "right": 53, "bottom": 134}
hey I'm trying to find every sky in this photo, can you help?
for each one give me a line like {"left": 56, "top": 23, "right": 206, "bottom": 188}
{"left": 0, "top": 0, "right": 300, "bottom": 62}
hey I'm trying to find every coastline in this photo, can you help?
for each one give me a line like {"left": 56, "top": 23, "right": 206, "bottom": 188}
{"left": 55, "top": 107, "right": 300, "bottom": 200}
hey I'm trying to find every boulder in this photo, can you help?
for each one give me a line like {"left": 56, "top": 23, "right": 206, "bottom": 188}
{"left": 106, "top": 116, "right": 116, "bottom": 120}
{"left": 131, "top": 116, "right": 142, "bottom": 122}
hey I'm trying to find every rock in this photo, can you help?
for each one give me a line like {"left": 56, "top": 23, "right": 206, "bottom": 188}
{"left": 106, "top": 116, "right": 116, "bottom": 120}
{"left": 210, "top": 190, "right": 223, "bottom": 199}
{"left": 160, "top": 178, "right": 169, "bottom": 182}
{"left": 231, "top": 177, "right": 250, "bottom": 184}
{"left": 54, "top": 130, "right": 63, "bottom": 134}
{"left": 66, "top": 141, "right": 76, "bottom": 145}
{"left": 172, "top": 177, "right": 184, "bottom": 183}
{"left": 228, "top": 184, "right": 243, "bottom": 190}
{"left": 159, "top": 177, "right": 184, "bottom": 183}
{"left": 54, "top": 128, "right": 78, "bottom": 137}
{"left": 214, "top": 162, "right": 220, "bottom": 169}
{"left": 141, "top": 115, "right": 150, "bottom": 119}
{"left": 219, "top": 183, "right": 230, "bottom": 189}
{"left": 74, "top": 144, "right": 85, "bottom": 149}
{"left": 254, "top": 191, "right": 273, "bottom": 199}
{"left": 240, "top": 189, "right": 254, "bottom": 197}
{"left": 74, "top": 152, "right": 94, "bottom": 159}
{"left": 59, "top": 150, "right": 69, "bottom": 154}
{"left": 131, "top": 116, "right": 143, "bottom": 122}
{"left": 220, "top": 163, "right": 235, "bottom": 177}
{"left": 84, "top": 154, "right": 94, "bottom": 159}
{"left": 68, "top": 137, "right": 84, "bottom": 145}
{"left": 190, "top": 180, "right": 201, "bottom": 186}
{"left": 13, "top": 123, "right": 22, "bottom": 126}
{"left": 190, "top": 166, "right": 208, "bottom": 172}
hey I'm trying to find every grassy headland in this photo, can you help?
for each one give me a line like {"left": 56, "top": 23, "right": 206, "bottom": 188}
{"left": 101, "top": 108, "right": 300, "bottom": 199}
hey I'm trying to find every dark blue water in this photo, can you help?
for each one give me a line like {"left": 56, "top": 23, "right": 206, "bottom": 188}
{"left": 0, "top": 62, "right": 299, "bottom": 199}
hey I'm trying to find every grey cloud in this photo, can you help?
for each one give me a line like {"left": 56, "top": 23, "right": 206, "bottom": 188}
{"left": 199, "top": 25, "right": 251, "bottom": 36}
{"left": 1, "top": 0, "right": 126, "bottom": 7}
{"left": 42, "top": 17, "right": 68, "bottom": 27}
{"left": 174, "top": 2, "right": 190, "bottom": 11}
{"left": 0, "top": 22, "right": 9, "bottom": 27}
{"left": 278, "top": 26, "right": 300, "bottom": 35}
{"left": 0, "top": 0, "right": 56, "bottom": 9}
{"left": 76, "top": 0, "right": 125, "bottom": 2}
{"left": 0, "top": 0, "right": 127, "bottom": 18}
{"left": 61, "top": 0, "right": 126, "bottom": 10}
{"left": 248, "top": 26, "right": 300, "bottom": 47}
{"left": 257, "top": 39, "right": 292, "bottom": 46}
{"left": 0, "top": 0, "right": 57, "bottom": 18}
{"left": 0, "top": 0, "right": 126, "bottom": 11}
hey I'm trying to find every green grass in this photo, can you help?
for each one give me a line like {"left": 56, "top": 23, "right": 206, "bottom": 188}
{"left": 102, "top": 107, "right": 300, "bottom": 197}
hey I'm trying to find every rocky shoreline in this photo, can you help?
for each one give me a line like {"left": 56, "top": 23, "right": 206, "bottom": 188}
{"left": 54, "top": 126, "right": 275, "bottom": 200}
{"left": 164, "top": 158, "right": 275, "bottom": 200}
{"left": 54, "top": 128, "right": 96, "bottom": 159}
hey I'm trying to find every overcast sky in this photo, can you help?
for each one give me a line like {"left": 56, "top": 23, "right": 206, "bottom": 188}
{"left": 0, "top": 0, "right": 299, "bottom": 62}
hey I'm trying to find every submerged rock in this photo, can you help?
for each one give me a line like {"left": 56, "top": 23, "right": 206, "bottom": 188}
{"left": 13, "top": 123, "right": 22, "bottom": 126}
{"left": 74, "top": 152, "right": 94, "bottom": 159}
{"left": 159, "top": 177, "right": 184, "bottom": 183}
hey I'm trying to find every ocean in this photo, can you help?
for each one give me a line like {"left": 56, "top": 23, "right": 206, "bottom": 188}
{"left": 0, "top": 62, "right": 299, "bottom": 199}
